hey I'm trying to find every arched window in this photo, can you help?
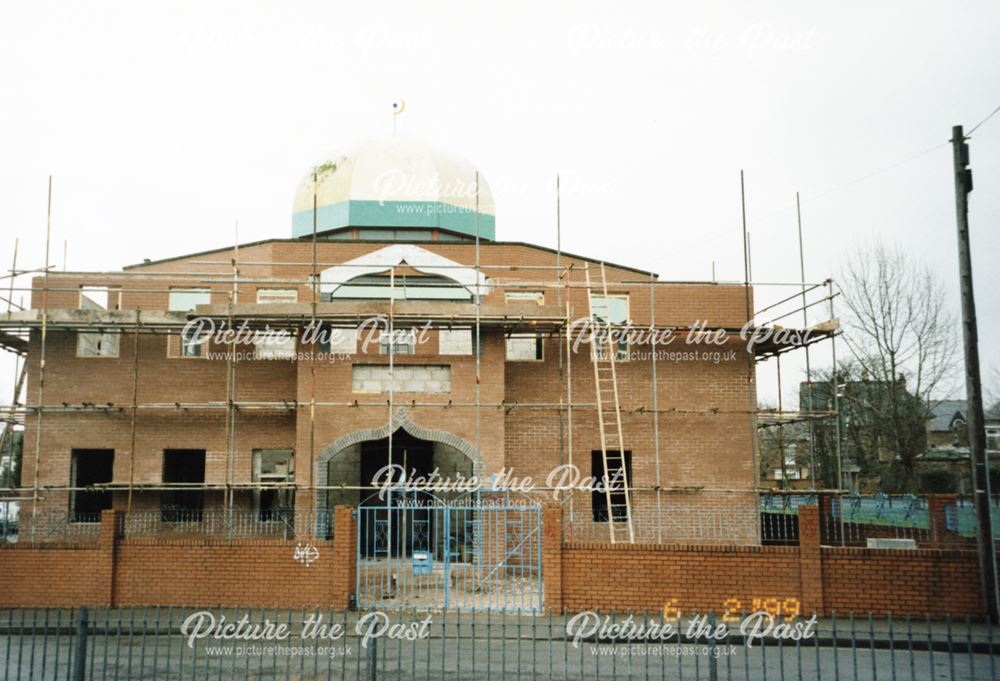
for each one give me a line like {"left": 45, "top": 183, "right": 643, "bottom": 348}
{"left": 327, "top": 272, "right": 471, "bottom": 301}
{"left": 320, "top": 244, "right": 490, "bottom": 301}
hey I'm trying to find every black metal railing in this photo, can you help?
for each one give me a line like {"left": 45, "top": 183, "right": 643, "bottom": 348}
{"left": 1, "top": 606, "right": 996, "bottom": 680}
{"left": 118, "top": 507, "right": 334, "bottom": 540}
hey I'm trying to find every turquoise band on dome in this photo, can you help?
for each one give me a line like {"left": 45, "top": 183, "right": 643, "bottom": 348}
{"left": 292, "top": 200, "right": 496, "bottom": 240}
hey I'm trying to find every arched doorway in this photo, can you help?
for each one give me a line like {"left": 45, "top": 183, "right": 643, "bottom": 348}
{"left": 316, "top": 411, "right": 541, "bottom": 612}
{"left": 315, "top": 409, "right": 482, "bottom": 513}
{"left": 356, "top": 429, "right": 464, "bottom": 559}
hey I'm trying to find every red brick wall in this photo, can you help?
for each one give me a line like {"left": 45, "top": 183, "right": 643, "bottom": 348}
{"left": 0, "top": 544, "right": 105, "bottom": 607}
{"left": 0, "top": 508, "right": 357, "bottom": 608}
{"left": 560, "top": 543, "right": 802, "bottom": 615}
{"left": 0, "top": 506, "right": 991, "bottom": 617}
{"left": 554, "top": 506, "right": 991, "bottom": 618}
{"left": 113, "top": 539, "right": 340, "bottom": 607}
{"left": 821, "top": 547, "right": 983, "bottom": 618}
{"left": 557, "top": 542, "right": 986, "bottom": 618}
{"left": 798, "top": 504, "right": 824, "bottom": 614}
{"left": 542, "top": 505, "right": 563, "bottom": 612}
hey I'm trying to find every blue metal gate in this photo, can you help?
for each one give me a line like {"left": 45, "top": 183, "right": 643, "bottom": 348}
{"left": 356, "top": 494, "right": 543, "bottom": 613}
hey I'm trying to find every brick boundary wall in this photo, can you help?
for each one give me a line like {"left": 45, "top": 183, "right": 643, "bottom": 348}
{"left": 560, "top": 543, "right": 803, "bottom": 615}
{"left": 0, "top": 542, "right": 105, "bottom": 607}
{"left": 551, "top": 505, "right": 992, "bottom": 619}
{"left": 0, "top": 504, "right": 991, "bottom": 617}
{"left": 541, "top": 504, "right": 563, "bottom": 612}
{"left": 0, "top": 507, "right": 359, "bottom": 608}
{"left": 820, "top": 547, "right": 983, "bottom": 618}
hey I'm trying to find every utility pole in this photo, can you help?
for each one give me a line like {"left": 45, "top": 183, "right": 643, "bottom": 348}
{"left": 951, "top": 124, "right": 999, "bottom": 623}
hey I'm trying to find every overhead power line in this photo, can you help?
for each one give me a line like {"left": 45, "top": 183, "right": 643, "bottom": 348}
{"left": 748, "top": 142, "right": 950, "bottom": 228}
{"left": 745, "top": 101, "right": 1000, "bottom": 228}
{"left": 968, "top": 102, "right": 1000, "bottom": 136}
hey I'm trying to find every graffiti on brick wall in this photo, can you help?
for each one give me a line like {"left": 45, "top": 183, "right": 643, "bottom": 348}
{"left": 294, "top": 542, "right": 320, "bottom": 567}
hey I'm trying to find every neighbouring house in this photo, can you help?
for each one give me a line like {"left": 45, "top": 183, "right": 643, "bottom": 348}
{"left": 926, "top": 399, "right": 968, "bottom": 448}
{"left": 916, "top": 399, "right": 1000, "bottom": 492}
{"left": 797, "top": 376, "right": 925, "bottom": 491}
{"left": 987, "top": 401, "right": 1000, "bottom": 452}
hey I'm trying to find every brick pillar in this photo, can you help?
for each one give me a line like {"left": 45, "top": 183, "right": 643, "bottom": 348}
{"left": 296, "top": 489, "right": 316, "bottom": 519}
{"left": 99, "top": 509, "right": 120, "bottom": 607}
{"left": 331, "top": 505, "right": 357, "bottom": 609}
{"left": 541, "top": 504, "right": 563, "bottom": 613}
{"left": 926, "top": 494, "right": 958, "bottom": 548}
{"left": 816, "top": 492, "right": 836, "bottom": 545}
{"left": 797, "top": 505, "right": 824, "bottom": 616}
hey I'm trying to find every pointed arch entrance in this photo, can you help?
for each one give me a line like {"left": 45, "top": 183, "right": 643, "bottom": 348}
{"left": 315, "top": 408, "right": 484, "bottom": 513}
{"left": 315, "top": 409, "right": 541, "bottom": 612}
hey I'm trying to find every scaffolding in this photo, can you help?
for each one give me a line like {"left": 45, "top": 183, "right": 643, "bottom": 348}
{"left": 0, "top": 190, "right": 842, "bottom": 545}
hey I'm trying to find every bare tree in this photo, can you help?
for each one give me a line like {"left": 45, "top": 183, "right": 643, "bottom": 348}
{"left": 985, "top": 367, "right": 1000, "bottom": 415}
{"left": 757, "top": 418, "right": 810, "bottom": 487}
{"left": 802, "top": 361, "right": 900, "bottom": 490}
{"left": 838, "top": 241, "right": 957, "bottom": 491}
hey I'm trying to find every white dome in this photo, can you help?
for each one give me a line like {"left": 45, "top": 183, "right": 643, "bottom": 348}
{"left": 291, "top": 134, "right": 495, "bottom": 240}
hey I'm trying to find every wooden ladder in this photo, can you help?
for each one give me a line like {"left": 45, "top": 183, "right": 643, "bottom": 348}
{"left": 585, "top": 263, "right": 634, "bottom": 544}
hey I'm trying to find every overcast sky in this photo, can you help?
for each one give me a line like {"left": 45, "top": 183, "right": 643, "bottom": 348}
{"left": 1, "top": 1, "right": 998, "bottom": 408}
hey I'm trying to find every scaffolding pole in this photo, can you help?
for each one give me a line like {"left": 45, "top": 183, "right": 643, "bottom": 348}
{"left": 1, "top": 239, "right": 22, "bottom": 502}
{"left": 564, "top": 265, "right": 574, "bottom": 524}
{"left": 829, "top": 279, "right": 844, "bottom": 491}
{"left": 740, "top": 171, "right": 762, "bottom": 542}
{"left": 29, "top": 177, "right": 53, "bottom": 539}
{"left": 475, "top": 171, "right": 482, "bottom": 483}
{"left": 223, "top": 241, "right": 238, "bottom": 522}
{"left": 309, "top": 172, "right": 319, "bottom": 524}
{"left": 796, "top": 192, "right": 818, "bottom": 487}
{"left": 555, "top": 174, "right": 565, "bottom": 513}
{"left": 126, "top": 309, "right": 140, "bottom": 513}
{"left": 386, "top": 264, "right": 395, "bottom": 551}
{"left": 650, "top": 271, "right": 663, "bottom": 543}
{"left": 1, "top": 401, "right": 806, "bottom": 415}
{"left": 7, "top": 482, "right": 753, "bottom": 494}
{"left": 5, "top": 239, "right": 17, "bottom": 316}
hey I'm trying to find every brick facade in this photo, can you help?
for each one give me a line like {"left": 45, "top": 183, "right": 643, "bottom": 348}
{"left": 18, "top": 240, "right": 757, "bottom": 525}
